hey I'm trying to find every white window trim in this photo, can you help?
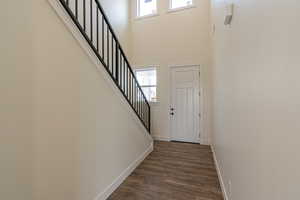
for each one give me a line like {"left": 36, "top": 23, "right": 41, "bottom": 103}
{"left": 135, "top": 13, "right": 159, "bottom": 20}
{"left": 134, "top": 67, "right": 158, "bottom": 103}
{"left": 168, "top": 0, "right": 196, "bottom": 13}
{"left": 136, "top": 0, "right": 158, "bottom": 20}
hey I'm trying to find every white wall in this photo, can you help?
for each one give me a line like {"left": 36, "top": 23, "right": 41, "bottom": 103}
{"left": 0, "top": 1, "right": 34, "bottom": 200}
{"left": 31, "top": 0, "right": 151, "bottom": 200}
{"left": 211, "top": 0, "right": 300, "bottom": 199}
{"left": 130, "top": 0, "right": 213, "bottom": 144}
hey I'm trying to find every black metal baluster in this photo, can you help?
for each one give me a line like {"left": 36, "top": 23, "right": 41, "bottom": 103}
{"left": 128, "top": 68, "right": 130, "bottom": 98}
{"left": 133, "top": 80, "right": 136, "bottom": 111}
{"left": 75, "top": 0, "right": 78, "bottom": 19}
{"left": 115, "top": 43, "right": 119, "bottom": 83}
{"left": 144, "top": 100, "right": 146, "bottom": 123}
{"left": 123, "top": 57, "right": 125, "bottom": 92}
{"left": 146, "top": 102, "right": 148, "bottom": 126}
{"left": 123, "top": 65, "right": 125, "bottom": 95}
{"left": 83, "top": 0, "right": 86, "bottom": 31}
{"left": 142, "top": 99, "right": 145, "bottom": 123}
{"left": 148, "top": 105, "right": 151, "bottom": 131}
{"left": 139, "top": 91, "right": 141, "bottom": 116}
{"left": 129, "top": 73, "right": 131, "bottom": 103}
{"left": 120, "top": 55, "right": 123, "bottom": 88}
{"left": 66, "top": 0, "right": 69, "bottom": 6}
{"left": 134, "top": 81, "right": 136, "bottom": 111}
{"left": 145, "top": 102, "right": 148, "bottom": 126}
{"left": 127, "top": 68, "right": 130, "bottom": 98}
{"left": 141, "top": 95, "right": 143, "bottom": 119}
{"left": 123, "top": 59, "right": 125, "bottom": 92}
{"left": 90, "top": 0, "right": 93, "bottom": 42}
{"left": 147, "top": 103, "right": 149, "bottom": 126}
{"left": 127, "top": 67, "right": 129, "bottom": 98}
{"left": 142, "top": 97, "right": 145, "bottom": 121}
{"left": 124, "top": 64, "right": 127, "bottom": 96}
{"left": 140, "top": 92, "right": 142, "bottom": 117}
{"left": 131, "top": 77, "right": 134, "bottom": 106}
{"left": 128, "top": 72, "right": 131, "bottom": 103}
{"left": 144, "top": 101, "right": 147, "bottom": 124}
{"left": 145, "top": 104, "right": 148, "bottom": 127}
{"left": 131, "top": 73, "right": 133, "bottom": 104}
{"left": 120, "top": 55, "right": 123, "bottom": 89}
{"left": 128, "top": 69, "right": 131, "bottom": 99}
{"left": 137, "top": 90, "right": 140, "bottom": 116}
{"left": 111, "top": 36, "right": 115, "bottom": 77}
{"left": 142, "top": 99, "right": 144, "bottom": 123}
{"left": 146, "top": 104, "right": 148, "bottom": 129}
{"left": 96, "top": 7, "right": 99, "bottom": 51}
{"left": 138, "top": 85, "right": 140, "bottom": 115}
{"left": 107, "top": 29, "right": 110, "bottom": 70}
{"left": 136, "top": 84, "right": 139, "bottom": 114}
{"left": 102, "top": 18, "right": 104, "bottom": 59}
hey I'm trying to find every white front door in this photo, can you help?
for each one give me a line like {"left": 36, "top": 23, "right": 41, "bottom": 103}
{"left": 170, "top": 66, "right": 200, "bottom": 143}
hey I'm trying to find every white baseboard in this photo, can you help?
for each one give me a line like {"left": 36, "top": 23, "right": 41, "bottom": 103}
{"left": 152, "top": 135, "right": 171, "bottom": 141}
{"left": 95, "top": 142, "right": 154, "bottom": 200}
{"left": 211, "top": 145, "right": 229, "bottom": 200}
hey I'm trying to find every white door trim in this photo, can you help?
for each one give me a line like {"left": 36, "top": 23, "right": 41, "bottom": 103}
{"left": 169, "top": 65, "right": 204, "bottom": 144}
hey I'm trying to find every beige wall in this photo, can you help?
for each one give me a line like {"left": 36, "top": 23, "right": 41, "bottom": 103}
{"left": 0, "top": 0, "right": 150, "bottom": 200}
{"left": 131, "top": 0, "right": 213, "bottom": 144}
{"left": 0, "top": 1, "right": 34, "bottom": 200}
{"left": 211, "top": 0, "right": 300, "bottom": 199}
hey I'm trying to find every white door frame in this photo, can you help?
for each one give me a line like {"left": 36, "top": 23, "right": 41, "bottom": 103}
{"left": 169, "top": 64, "right": 204, "bottom": 144}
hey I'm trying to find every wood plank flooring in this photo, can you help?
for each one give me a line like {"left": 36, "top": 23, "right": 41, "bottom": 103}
{"left": 108, "top": 141, "right": 223, "bottom": 200}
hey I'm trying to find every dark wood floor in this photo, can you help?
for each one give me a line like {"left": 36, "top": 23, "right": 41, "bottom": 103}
{"left": 108, "top": 141, "right": 223, "bottom": 200}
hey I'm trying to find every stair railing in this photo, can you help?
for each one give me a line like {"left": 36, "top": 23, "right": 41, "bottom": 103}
{"left": 59, "top": 0, "right": 151, "bottom": 132}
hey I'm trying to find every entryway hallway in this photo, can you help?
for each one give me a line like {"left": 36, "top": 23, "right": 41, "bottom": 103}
{"left": 108, "top": 141, "right": 223, "bottom": 200}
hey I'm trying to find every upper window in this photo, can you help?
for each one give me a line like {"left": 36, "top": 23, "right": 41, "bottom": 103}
{"left": 137, "top": 0, "right": 157, "bottom": 18}
{"left": 135, "top": 68, "right": 157, "bottom": 102}
{"left": 170, "top": 0, "right": 193, "bottom": 10}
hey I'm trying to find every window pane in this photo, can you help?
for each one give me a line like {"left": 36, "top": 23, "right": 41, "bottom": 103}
{"left": 135, "top": 68, "right": 157, "bottom": 102}
{"left": 142, "top": 87, "right": 157, "bottom": 102}
{"left": 136, "top": 69, "right": 156, "bottom": 86}
{"left": 171, "top": 0, "right": 193, "bottom": 9}
{"left": 138, "top": 0, "right": 157, "bottom": 17}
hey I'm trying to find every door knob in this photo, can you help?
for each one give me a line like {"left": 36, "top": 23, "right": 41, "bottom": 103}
{"left": 170, "top": 112, "right": 174, "bottom": 115}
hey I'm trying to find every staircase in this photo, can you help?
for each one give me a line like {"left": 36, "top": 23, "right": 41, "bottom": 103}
{"left": 57, "top": 0, "right": 151, "bottom": 132}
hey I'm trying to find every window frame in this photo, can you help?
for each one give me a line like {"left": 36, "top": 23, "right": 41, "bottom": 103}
{"left": 136, "top": 0, "right": 158, "bottom": 19}
{"left": 134, "top": 67, "right": 158, "bottom": 102}
{"left": 168, "top": 0, "right": 195, "bottom": 13}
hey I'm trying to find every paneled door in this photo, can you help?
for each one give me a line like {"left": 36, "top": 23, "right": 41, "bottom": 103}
{"left": 170, "top": 66, "right": 200, "bottom": 143}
